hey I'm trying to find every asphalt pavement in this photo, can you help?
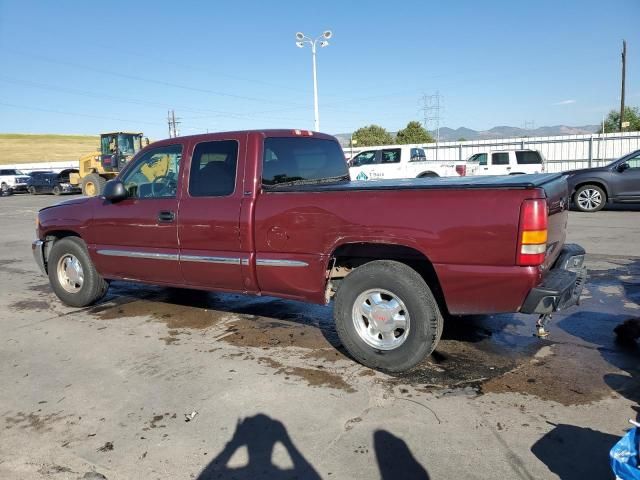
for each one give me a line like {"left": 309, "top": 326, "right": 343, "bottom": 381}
{"left": 0, "top": 193, "right": 639, "bottom": 480}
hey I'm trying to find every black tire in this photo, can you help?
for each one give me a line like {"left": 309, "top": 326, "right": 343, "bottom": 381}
{"left": 28, "top": 186, "right": 37, "bottom": 195}
{"left": 48, "top": 237, "right": 108, "bottom": 307}
{"left": 417, "top": 172, "right": 439, "bottom": 178}
{"left": 81, "top": 173, "right": 107, "bottom": 197}
{"left": 1, "top": 183, "right": 11, "bottom": 195}
{"left": 574, "top": 184, "right": 606, "bottom": 212}
{"left": 52, "top": 185, "right": 62, "bottom": 196}
{"left": 334, "top": 260, "right": 443, "bottom": 372}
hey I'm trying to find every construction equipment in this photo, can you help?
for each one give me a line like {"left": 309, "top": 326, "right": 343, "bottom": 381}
{"left": 70, "top": 132, "right": 146, "bottom": 196}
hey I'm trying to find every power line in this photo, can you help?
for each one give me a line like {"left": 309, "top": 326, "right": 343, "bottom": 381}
{"left": 620, "top": 39, "right": 627, "bottom": 131}
{"left": 167, "top": 110, "right": 181, "bottom": 138}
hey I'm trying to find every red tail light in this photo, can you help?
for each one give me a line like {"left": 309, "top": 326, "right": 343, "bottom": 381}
{"left": 517, "top": 198, "right": 548, "bottom": 266}
{"left": 455, "top": 164, "right": 466, "bottom": 176}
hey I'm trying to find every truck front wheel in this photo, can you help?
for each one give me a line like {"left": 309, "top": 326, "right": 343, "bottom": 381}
{"left": 48, "top": 237, "right": 109, "bottom": 307}
{"left": 81, "top": 173, "right": 106, "bottom": 197}
{"left": 334, "top": 260, "right": 443, "bottom": 372}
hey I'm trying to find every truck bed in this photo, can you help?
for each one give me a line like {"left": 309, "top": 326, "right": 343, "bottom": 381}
{"left": 266, "top": 173, "right": 565, "bottom": 192}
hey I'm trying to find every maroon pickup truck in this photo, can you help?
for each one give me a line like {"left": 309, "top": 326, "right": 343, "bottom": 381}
{"left": 33, "top": 130, "right": 586, "bottom": 371}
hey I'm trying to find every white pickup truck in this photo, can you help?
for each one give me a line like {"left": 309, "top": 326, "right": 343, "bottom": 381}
{"left": 348, "top": 146, "right": 461, "bottom": 181}
{"left": 0, "top": 168, "right": 31, "bottom": 194}
{"left": 464, "top": 149, "right": 545, "bottom": 176}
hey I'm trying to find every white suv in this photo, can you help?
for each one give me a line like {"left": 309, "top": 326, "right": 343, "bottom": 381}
{"left": 464, "top": 150, "right": 545, "bottom": 176}
{"left": 0, "top": 168, "right": 31, "bottom": 193}
{"left": 348, "top": 146, "right": 460, "bottom": 181}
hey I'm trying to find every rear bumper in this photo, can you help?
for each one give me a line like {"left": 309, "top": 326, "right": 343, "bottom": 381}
{"left": 520, "top": 244, "right": 586, "bottom": 314}
{"left": 32, "top": 239, "right": 47, "bottom": 275}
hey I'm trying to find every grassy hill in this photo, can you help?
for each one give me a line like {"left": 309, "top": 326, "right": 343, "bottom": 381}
{"left": 0, "top": 133, "right": 99, "bottom": 165}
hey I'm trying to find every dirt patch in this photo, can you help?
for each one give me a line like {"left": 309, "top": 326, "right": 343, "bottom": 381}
{"left": 257, "top": 357, "right": 356, "bottom": 393}
{"left": 9, "top": 299, "right": 51, "bottom": 312}
{"left": 28, "top": 283, "right": 51, "bottom": 293}
{"left": 393, "top": 338, "right": 528, "bottom": 390}
{"left": 4, "top": 411, "right": 68, "bottom": 432}
{"left": 481, "top": 342, "right": 619, "bottom": 405}
{"left": 92, "top": 299, "right": 229, "bottom": 330}
{"left": 221, "top": 316, "right": 346, "bottom": 362}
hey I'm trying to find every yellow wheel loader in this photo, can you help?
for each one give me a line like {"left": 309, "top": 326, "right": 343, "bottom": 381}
{"left": 70, "top": 132, "right": 146, "bottom": 196}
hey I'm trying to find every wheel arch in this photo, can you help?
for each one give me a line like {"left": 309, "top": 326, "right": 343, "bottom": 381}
{"left": 572, "top": 179, "right": 610, "bottom": 198}
{"left": 326, "top": 242, "right": 449, "bottom": 315}
{"left": 41, "top": 230, "right": 84, "bottom": 273}
{"left": 417, "top": 171, "right": 440, "bottom": 178}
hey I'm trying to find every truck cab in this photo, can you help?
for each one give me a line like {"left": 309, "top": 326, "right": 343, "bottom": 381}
{"left": 349, "top": 145, "right": 459, "bottom": 180}
{"left": 465, "top": 149, "right": 545, "bottom": 176}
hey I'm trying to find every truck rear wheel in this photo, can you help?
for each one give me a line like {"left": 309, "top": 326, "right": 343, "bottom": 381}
{"left": 81, "top": 173, "right": 106, "bottom": 197}
{"left": 48, "top": 237, "right": 109, "bottom": 307}
{"left": 334, "top": 260, "right": 443, "bottom": 372}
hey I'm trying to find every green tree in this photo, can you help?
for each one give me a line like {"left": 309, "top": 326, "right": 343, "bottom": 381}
{"left": 457, "top": 137, "right": 467, "bottom": 142}
{"left": 601, "top": 106, "right": 640, "bottom": 133}
{"left": 352, "top": 125, "right": 394, "bottom": 147}
{"left": 395, "top": 121, "right": 435, "bottom": 144}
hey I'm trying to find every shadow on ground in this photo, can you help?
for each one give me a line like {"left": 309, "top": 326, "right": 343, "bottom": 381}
{"left": 195, "top": 414, "right": 428, "bottom": 480}
{"left": 531, "top": 423, "right": 619, "bottom": 480}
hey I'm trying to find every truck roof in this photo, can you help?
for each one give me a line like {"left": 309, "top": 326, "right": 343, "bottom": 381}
{"left": 150, "top": 130, "right": 337, "bottom": 145}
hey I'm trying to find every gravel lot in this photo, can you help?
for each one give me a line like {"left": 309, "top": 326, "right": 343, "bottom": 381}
{"left": 1, "top": 193, "right": 639, "bottom": 480}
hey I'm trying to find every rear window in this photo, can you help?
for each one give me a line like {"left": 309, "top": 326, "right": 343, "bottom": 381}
{"left": 516, "top": 151, "right": 543, "bottom": 165}
{"left": 262, "top": 137, "right": 348, "bottom": 186}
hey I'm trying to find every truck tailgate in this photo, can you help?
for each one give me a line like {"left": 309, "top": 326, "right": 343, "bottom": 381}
{"left": 540, "top": 175, "right": 570, "bottom": 270}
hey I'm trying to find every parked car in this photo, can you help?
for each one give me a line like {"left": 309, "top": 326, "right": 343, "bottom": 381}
{"left": 348, "top": 145, "right": 461, "bottom": 180}
{"left": 566, "top": 149, "right": 640, "bottom": 212}
{"left": 32, "top": 129, "right": 585, "bottom": 372}
{"left": 27, "top": 169, "right": 82, "bottom": 195}
{"left": 0, "top": 168, "right": 31, "bottom": 193}
{"left": 464, "top": 149, "right": 545, "bottom": 176}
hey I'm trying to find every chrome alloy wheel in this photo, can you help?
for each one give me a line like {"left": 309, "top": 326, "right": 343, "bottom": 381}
{"left": 57, "top": 254, "right": 84, "bottom": 293}
{"left": 577, "top": 188, "right": 602, "bottom": 211}
{"left": 352, "top": 289, "right": 410, "bottom": 350}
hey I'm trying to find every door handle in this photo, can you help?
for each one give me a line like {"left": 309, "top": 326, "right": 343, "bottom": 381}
{"left": 506, "top": 167, "right": 512, "bottom": 170}
{"left": 157, "top": 210, "right": 175, "bottom": 223}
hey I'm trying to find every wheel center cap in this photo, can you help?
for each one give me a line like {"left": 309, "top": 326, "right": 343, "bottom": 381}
{"left": 371, "top": 306, "right": 394, "bottom": 332}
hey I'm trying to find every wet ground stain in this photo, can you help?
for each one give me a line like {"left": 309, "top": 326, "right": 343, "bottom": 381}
{"left": 257, "top": 357, "right": 356, "bottom": 393}
{"left": 4, "top": 411, "right": 69, "bottom": 432}
{"left": 9, "top": 299, "right": 51, "bottom": 311}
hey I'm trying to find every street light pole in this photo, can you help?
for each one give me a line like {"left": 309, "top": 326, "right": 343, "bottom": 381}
{"left": 311, "top": 41, "right": 319, "bottom": 132}
{"left": 296, "top": 30, "right": 332, "bottom": 132}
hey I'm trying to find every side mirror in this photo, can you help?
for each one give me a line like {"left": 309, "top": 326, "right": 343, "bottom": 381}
{"left": 617, "top": 162, "right": 630, "bottom": 172}
{"left": 103, "top": 180, "right": 127, "bottom": 202}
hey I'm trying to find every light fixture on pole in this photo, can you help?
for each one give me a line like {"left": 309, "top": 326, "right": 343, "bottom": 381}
{"left": 295, "top": 30, "right": 332, "bottom": 131}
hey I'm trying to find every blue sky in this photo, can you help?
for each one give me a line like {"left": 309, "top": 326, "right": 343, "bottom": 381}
{"left": 0, "top": 0, "right": 638, "bottom": 138}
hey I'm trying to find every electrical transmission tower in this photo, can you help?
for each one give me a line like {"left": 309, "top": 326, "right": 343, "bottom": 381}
{"left": 421, "top": 92, "right": 442, "bottom": 159}
{"left": 522, "top": 120, "right": 536, "bottom": 131}
{"left": 167, "top": 109, "right": 181, "bottom": 138}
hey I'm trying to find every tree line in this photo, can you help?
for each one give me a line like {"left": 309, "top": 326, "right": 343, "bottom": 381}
{"left": 352, "top": 121, "right": 434, "bottom": 147}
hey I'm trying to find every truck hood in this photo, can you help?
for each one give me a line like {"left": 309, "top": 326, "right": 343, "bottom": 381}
{"left": 565, "top": 166, "right": 610, "bottom": 176}
{"left": 39, "top": 196, "right": 91, "bottom": 213}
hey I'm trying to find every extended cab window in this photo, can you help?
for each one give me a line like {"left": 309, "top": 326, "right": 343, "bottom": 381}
{"left": 515, "top": 151, "right": 543, "bottom": 164}
{"left": 492, "top": 153, "right": 510, "bottom": 165}
{"left": 189, "top": 140, "right": 238, "bottom": 197}
{"left": 121, "top": 145, "right": 182, "bottom": 199}
{"left": 351, "top": 150, "right": 378, "bottom": 167}
{"left": 262, "top": 137, "right": 348, "bottom": 187}
{"left": 381, "top": 148, "right": 401, "bottom": 164}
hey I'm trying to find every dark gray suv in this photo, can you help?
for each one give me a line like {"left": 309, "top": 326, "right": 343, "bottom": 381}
{"left": 566, "top": 150, "right": 640, "bottom": 212}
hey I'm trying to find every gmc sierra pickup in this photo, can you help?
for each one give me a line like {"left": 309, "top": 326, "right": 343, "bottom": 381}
{"left": 32, "top": 130, "right": 586, "bottom": 372}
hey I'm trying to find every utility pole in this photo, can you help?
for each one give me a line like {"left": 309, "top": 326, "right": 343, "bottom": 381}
{"left": 619, "top": 39, "right": 627, "bottom": 132}
{"left": 167, "top": 109, "right": 181, "bottom": 138}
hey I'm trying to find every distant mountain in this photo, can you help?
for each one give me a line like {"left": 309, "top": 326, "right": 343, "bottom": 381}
{"left": 431, "top": 124, "right": 600, "bottom": 142}
{"left": 334, "top": 124, "right": 600, "bottom": 147}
